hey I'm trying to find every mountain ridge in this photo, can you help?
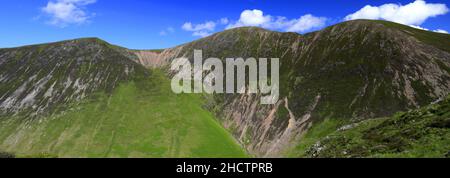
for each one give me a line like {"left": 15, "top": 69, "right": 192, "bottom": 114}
{"left": 2, "top": 20, "right": 449, "bottom": 51}
{"left": 0, "top": 37, "right": 148, "bottom": 117}
{"left": 130, "top": 19, "right": 450, "bottom": 157}
{"left": 0, "top": 20, "right": 449, "bottom": 157}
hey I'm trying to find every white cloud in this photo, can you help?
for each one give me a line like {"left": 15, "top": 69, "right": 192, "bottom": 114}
{"left": 239, "top": 9, "right": 272, "bottom": 26}
{"left": 180, "top": 10, "right": 326, "bottom": 38}
{"left": 182, "top": 21, "right": 216, "bottom": 32}
{"left": 403, "top": 24, "right": 448, "bottom": 34}
{"left": 226, "top": 9, "right": 327, "bottom": 33}
{"left": 181, "top": 21, "right": 217, "bottom": 37}
{"left": 226, "top": 9, "right": 271, "bottom": 29}
{"left": 285, "top": 14, "right": 327, "bottom": 32}
{"left": 42, "top": 0, "right": 97, "bottom": 27}
{"left": 410, "top": 25, "right": 429, "bottom": 31}
{"left": 220, "top": 18, "right": 229, "bottom": 25}
{"left": 192, "top": 31, "right": 212, "bottom": 37}
{"left": 345, "top": 0, "right": 448, "bottom": 26}
{"left": 160, "top": 27, "right": 175, "bottom": 36}
{"left": 433, "top": 29, "right": 449, "bottom": 34}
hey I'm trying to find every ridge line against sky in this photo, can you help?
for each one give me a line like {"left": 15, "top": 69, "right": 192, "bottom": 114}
{"left": 0, "top": 0, "right": 449, "bottom": 49}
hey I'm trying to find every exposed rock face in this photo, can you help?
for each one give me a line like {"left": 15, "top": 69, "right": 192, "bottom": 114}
{"left": 134, "top": 20, "right": 450, "bottom": 157}
{"left": 0, "top": 38, "right": 148, "bottom": 117}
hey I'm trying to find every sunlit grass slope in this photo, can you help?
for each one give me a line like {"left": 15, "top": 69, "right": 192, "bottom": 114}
{"left": 0, "top": 70, "right": 247, "bottom": 158}
{"left": 288, "top": 95, "right": 450, "bottom": 158}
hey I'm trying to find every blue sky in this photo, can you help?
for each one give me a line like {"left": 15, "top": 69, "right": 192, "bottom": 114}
{"left": 0, "top": 0, "right": 449, "bottom": 49}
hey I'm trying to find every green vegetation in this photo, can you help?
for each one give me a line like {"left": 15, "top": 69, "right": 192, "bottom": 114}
{"left": 376, "top": 20, "right": 450, "bottom": 53}
{"left": 1, "top": 20, "right": 449, "bottom": 158}
{"left": 302, "top": 95, "right": 450, "bottom": 158}
{"left": 0, "top": 151, "right": 15, "bottom": 158}
{"left": 0, "top": 70, "right": 247, "bottom": 158}
{"left": 18, "top": 153, "right": 58, "bottom": 158}
{"left": 286, "top": 119, "right": 344, "bottom": 157}
{"left": 162, "top": 20, "right": 450, "bottom": 157}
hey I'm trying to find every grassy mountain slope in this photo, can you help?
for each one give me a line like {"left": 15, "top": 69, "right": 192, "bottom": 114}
{"left": 0, "top": 70, "right": 246, "bottom": 158}
{"left": 375, "top": 20, "right": 450, "bottom": 53}
{"left": 0, "top": 40, "right": 246, "bottom": 157}
{"left": 293, "top": 95, "right": 450, "bottom": 158}
{"left": 138, "top": 20, "right": 450, "bottom": 157}
{"left": 0, "top": 38, "right": 148, "bottom": 117}
{"left": 1, "top": 20, "right": 449, "bottom": 158}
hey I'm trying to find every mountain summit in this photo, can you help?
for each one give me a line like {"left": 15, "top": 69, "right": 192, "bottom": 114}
{"left": 0, "top": 38, "right": 148, "bottom": 117}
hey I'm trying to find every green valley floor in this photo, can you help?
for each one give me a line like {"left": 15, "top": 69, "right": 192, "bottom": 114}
{"left": 0, "top": 70, "right": 247, "bottom": 158}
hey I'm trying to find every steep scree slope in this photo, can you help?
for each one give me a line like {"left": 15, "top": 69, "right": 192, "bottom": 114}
{"left": 134, "top": 20, "right": 450, "bottom": 157}
{"left": 0, "top": 38, "right": 148, "bottom": 117}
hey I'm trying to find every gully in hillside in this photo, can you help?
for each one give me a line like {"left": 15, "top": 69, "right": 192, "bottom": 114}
{"left": 170, "top": 50, "right": 280, "bottom": 104}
